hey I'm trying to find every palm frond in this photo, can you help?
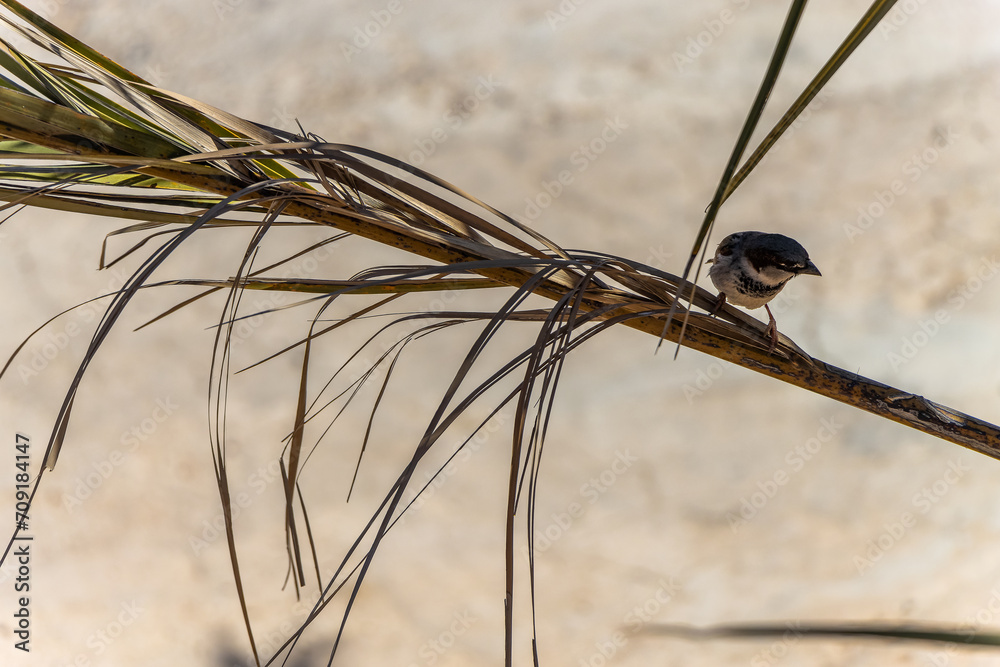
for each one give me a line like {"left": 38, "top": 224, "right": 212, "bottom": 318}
{"left": 0, "top": 1, "right": 996, "bottom": 665}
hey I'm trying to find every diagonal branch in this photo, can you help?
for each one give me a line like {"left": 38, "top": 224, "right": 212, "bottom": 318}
{"left": 0, "top": 88, "right": 996, "bottom": 456}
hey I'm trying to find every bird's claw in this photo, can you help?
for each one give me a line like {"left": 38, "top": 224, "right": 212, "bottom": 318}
{"left": 764, "top": 304, "right": 779, "bottom": 354}
{"left": 765, "top": 320, "right": 779, "bottom": 354}
{"left": 711, "top": 292, "right": 727, "bottom": 316}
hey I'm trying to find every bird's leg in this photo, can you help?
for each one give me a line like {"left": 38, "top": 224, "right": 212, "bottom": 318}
{"left": 711, "top": 292, "right": 727, "bottom": 316}
{"left": 764, "top": 303, "right": 779, "bottom": 353}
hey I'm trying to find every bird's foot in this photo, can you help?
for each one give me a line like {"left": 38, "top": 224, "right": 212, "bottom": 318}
{"left": 711, "top": 292, "right": 727, "bottom": 316}
{"left": 764, "top": 304, "right": 779, "bottom": 354}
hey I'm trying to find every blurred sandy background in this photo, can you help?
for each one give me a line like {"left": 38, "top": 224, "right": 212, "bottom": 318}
{"left": 1, "top": 1, "right": 1000, "bottom": 665}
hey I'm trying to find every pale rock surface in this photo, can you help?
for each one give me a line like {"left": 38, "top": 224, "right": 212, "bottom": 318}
{"left": 1, "top": 1, "right": 1000, "bottom": 666}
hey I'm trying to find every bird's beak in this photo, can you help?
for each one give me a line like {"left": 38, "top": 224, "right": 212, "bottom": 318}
{"left": 799, "top": 261, "right": 821, "bottom": 277}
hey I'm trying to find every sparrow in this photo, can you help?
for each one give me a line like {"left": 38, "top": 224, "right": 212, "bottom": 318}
{"left": 707, "top": 231, "right": 821, "bottom": 352}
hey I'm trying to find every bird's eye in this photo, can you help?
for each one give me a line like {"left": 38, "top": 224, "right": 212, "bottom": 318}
{"left": 718, "top": 245, "right": 733, "bottom": 256}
